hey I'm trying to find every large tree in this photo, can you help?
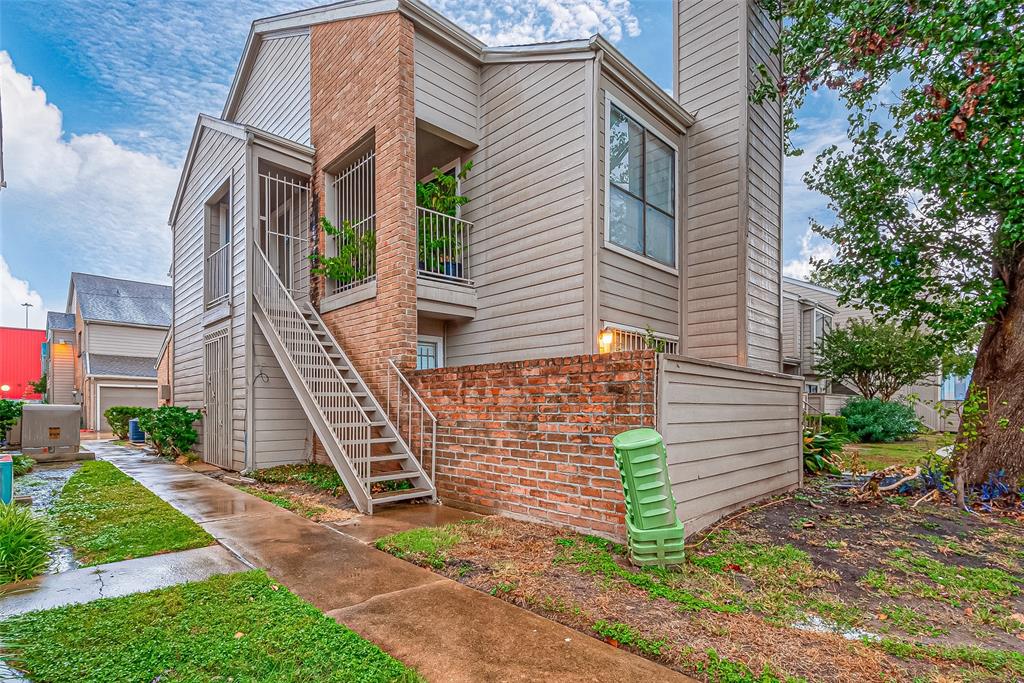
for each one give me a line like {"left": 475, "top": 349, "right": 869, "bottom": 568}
{"left": 762, "top": 0, "right": 1023, "bottom": 484}
{"left": 816, "top": 319, "right": 940, "bottom": 400}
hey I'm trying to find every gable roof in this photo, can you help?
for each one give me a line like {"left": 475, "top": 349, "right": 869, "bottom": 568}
{"left": 221, "top": 0, "right": 694, "bottom": 129}
{"left": 167, "top": 114, "right": 315, "bottom": 226}
{"left": 86, "top": 353, "right": 159, "bottom": 379}
{"left": 68, "top": 273, "right": 172, "bottom": 328}
{"left": 46, "top": 311, "right": 76, "bottom": 332}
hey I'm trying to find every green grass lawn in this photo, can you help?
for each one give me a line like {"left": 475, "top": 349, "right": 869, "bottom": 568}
{"left": 53, "top": 460, "right": 213, "bottom": 566}
{"left": 0, "top": 570, "right": 420, "bottom": 683}
{"left": 842, "top": 432, "right": 953, "bottom": 471}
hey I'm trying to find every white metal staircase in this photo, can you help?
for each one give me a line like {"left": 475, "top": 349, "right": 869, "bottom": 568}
{"left": 251, "top": 245, "right": 435, "bottom": 513}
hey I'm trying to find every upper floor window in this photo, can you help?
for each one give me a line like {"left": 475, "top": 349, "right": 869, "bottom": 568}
{"left": 607, "top": 103, "right": 676, "bottom": 268}
{"left": 204, "top": 182, "right": 231, "bottom": 309}
{"left": 813, "top": 310, "right": 833, "bottom": 347}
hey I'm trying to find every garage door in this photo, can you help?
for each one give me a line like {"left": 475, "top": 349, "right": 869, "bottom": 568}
{"left": 97, "top": 386, "right": 158, "bottom": 432}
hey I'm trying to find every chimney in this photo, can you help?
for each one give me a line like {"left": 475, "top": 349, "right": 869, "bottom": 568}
{"left": 674, "top": 0, "right": 784, "bottom": 372}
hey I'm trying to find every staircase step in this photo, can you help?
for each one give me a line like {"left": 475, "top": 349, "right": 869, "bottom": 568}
{"left": 370, "top": 453, "right": 408, "bottom": 462}
{"left": 369, "top": 437, "right": 398, "bottom": 445}
{"left": 368, "top": 469, "right": 420, "bottom": 483}
{"left": 371, "top": 487, "right": 433, "bottom": 504}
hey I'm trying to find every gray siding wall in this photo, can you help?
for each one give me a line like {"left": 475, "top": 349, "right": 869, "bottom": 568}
{"left": 744, "top": 0, "right": 783, "bottom": 370}
{"left": 676, "top": 0, "right": 743, "bottom": 364}
{"left": 171, "top": 126, "right": 247, "bottom": 470}
{"left": 595, "top": 73, "right": 683, "bottom": 340}
{"left": 87, "top": 324, "right": 166, "bottom": 358}
{"left": 251, "top": 325, "right": 310, "bottom": 467}
{"left": 781, "top": 295, "right": 798, "bottom": 359}
{"left": 414, "top": 33, "right": 479, "bottom": 144}
{"left": 234, "top": 33, "right": 311, "bottom": 145}
{"left": 658, "top": 355, "right": 802, "bottom": 535}
{"left": 445, "top": 58, "right": 590, "bottom": 365}
{"left": 675, "top": 0, "right": 782, "bottom": 371}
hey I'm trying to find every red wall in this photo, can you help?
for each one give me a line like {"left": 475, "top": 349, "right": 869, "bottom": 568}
{"left": 0, "top": 327, "right": 46, "bottom": 400}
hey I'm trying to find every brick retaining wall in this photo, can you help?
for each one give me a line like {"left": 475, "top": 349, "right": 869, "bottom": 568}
{"left": 409, "top": 351, "right": 656, "bottom": 538}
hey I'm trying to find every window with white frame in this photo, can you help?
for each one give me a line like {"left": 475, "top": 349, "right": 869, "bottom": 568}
{"left": 416, "top": 336, "right": 443, "bottom": 370}
{"left": 607, "top": 102, "right": 676, "bottom": 268}
{"left": 813, "top": 310, "right": 833, "bottom": 348}
{"left": 204, "top": 183, "right": 231, "bottom": 309}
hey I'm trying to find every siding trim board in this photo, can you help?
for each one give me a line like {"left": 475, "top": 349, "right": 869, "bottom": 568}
{"left": 657, "top": 353, "right": 803, "bottom": 535}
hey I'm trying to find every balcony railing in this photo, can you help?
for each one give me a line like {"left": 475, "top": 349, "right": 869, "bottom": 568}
{"left": 204, "top": 243, "right": 230, "bottom": 308}
{"left": 417, "top": 207, "right": 472, "bottom": 285}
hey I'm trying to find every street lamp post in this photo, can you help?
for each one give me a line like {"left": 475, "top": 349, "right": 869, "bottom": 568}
{"left": 20, "top": 302, "right": 33, "bottom": 328}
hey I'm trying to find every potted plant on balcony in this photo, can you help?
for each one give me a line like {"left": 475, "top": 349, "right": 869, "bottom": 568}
{"left": 308, "top": 216, "right": 376, "bottom": 287}
{"left": 416, "top": 161, "right": 473, "bottom": 280}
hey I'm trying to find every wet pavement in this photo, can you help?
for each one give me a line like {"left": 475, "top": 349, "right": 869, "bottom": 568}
{"left": 15, "top": 462, "right": 80, "bottom": 573}
{"left": 0, "top": 545, "right": 247, "bottom": 617}
{"left": 100, "top": 445, "right": 692, "bottom": 682}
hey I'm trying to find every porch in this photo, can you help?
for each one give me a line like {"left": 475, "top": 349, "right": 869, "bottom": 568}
{"left": 318, "top": 124, "right": 477, "bottom": 323}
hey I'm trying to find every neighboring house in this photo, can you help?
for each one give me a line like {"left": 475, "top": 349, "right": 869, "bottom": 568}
{"left": 783, "top": 276, "right": 963, "bottom": 431}
{"left": 67, "top": 273, "right": 172, "bottom": 431}
{"left": 0, "top": 327, "right": 46, "bottom": 400}
{"left": 43, "top": 312, "right": 77, "bottom": 405}
{"left": 168, "top": 0, "right": 801, "bottom": 537}
{"left": 156, "top": 329, "right": 173, "bottom": 406}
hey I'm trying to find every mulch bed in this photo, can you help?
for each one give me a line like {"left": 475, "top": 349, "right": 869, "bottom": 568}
{"left": 378, "top": 478, "right": 1024, "bottom": 682}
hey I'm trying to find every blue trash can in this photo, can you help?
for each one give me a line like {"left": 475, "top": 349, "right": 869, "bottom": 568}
{"left": 128, "top": 418, "right": 145, "bottom": 443}
{"left": 0, "top": 455, "right": 12, "bottom": 505}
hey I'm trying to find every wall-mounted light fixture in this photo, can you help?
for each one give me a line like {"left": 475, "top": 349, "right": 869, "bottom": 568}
{"left": 597, "top": 329, "right": 614, "bottom": 354}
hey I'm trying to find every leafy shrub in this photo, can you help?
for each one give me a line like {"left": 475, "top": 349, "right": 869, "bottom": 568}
{"left": 805, "top": 414, "right": 850, "bottom": 435}
{"left": 103, "top": 406, "right": 151, "bottom": 440}
{"left": 0, "top": 400, "right": 23, "bottom": 444}
{"left": 821, "top": 415, "right": 848, "bottom": 434}
{"left": 12, "top": 454, "right": 35, "bottom": 477}
{"left": 252, "top": 463, "right": 344, "bottom": 494}
{"left": 137, "top": 406, "right": 201, "bottom": 458}
{"left": 803, "top": 430, "right": 846, "bottom": 475}
{"left": 841, "top": 397, "right": 921, "bottom": 443}
{"left": 0, "top": 503, "right": 53, "bottom": 583}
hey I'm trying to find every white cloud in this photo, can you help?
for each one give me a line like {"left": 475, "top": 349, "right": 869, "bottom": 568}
{"left": 783, "top": 228, "right": 836, "bottom": 280}
{"left": 430, "top": 0, "right": 640, "bottom": 45}
{"left": 0, "top": 255, "right": 47, "bottom": 328}
{"left": 0, "top": 51, "right": 178, "bottom": 289}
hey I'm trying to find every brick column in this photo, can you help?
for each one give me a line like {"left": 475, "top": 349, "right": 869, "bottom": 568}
{"left": 310, "top": 12, "right": 418, "bottom": 397}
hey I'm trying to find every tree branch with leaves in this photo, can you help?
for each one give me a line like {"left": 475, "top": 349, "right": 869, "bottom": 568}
{"left": 757, "top": 0, "right": 1023, "bottom": 485}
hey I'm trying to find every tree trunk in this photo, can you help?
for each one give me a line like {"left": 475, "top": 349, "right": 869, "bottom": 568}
{"left": 955, "top": 258, "right": 1024, "bottom": 485}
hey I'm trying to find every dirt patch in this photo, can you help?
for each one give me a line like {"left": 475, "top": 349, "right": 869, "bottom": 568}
{"left": 377, "top": 481, "right": 1024, "bottom": 682}
{"left": 239, "top": 481, "right": 360, "bottom": 523}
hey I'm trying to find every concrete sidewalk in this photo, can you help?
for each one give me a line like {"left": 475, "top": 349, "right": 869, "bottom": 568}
{"left": 101, "top": 448, "right": 690, "bottom": 682}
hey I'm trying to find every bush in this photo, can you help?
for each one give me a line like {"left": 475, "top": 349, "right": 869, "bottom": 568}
{"left": 841, "top": 397, "right": 921, "bottom": 443}
{"left": 12, "top": 454, "right": 35, "bottom": 477}
{"left": 0, "top": 503, "right": 53, "bottom": 584}
{"left": 821, "top": 414, "right": 849, "bottom": 434}
{"left": 803, "top": 430, "right": 846, "bottom": 475}
{"left": 137, "top": 406, "right": 201, "bottom": 458}
{"left": 103, "top": 406, "right": 151, "bottom": 440}
{"left": 0, "top": 400, "right": 23, "bottom": 444}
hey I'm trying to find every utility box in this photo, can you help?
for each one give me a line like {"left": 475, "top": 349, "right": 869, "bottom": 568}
{"left": 21, "top": 404, "right": 83, "bottom": 457}
{"left": 612, "top": 428, "right": 685, "bottom": 567}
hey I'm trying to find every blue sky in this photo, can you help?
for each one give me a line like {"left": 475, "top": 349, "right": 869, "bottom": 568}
{"left": 0, "top": 0, "right": 841, "bottom": 328}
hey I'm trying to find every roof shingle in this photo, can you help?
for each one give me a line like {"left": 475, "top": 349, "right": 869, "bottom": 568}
{"left": 71, "top": 273, "right": 171, "bottom": 328}
{"left": 86, "top": 354, "right": 159, "bottom": 378}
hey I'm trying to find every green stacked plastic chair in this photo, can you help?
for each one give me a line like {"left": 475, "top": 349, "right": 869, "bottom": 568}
{"left": 611, "top": 428, "right": 685, "bottom": 567}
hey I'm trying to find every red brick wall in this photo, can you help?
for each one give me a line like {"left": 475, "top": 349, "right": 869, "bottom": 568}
{"left": 310, "top": 13, "right": 418, "bottom": 392}
{"left": 410, "top": 351, "right": 657, "bottom": 539}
